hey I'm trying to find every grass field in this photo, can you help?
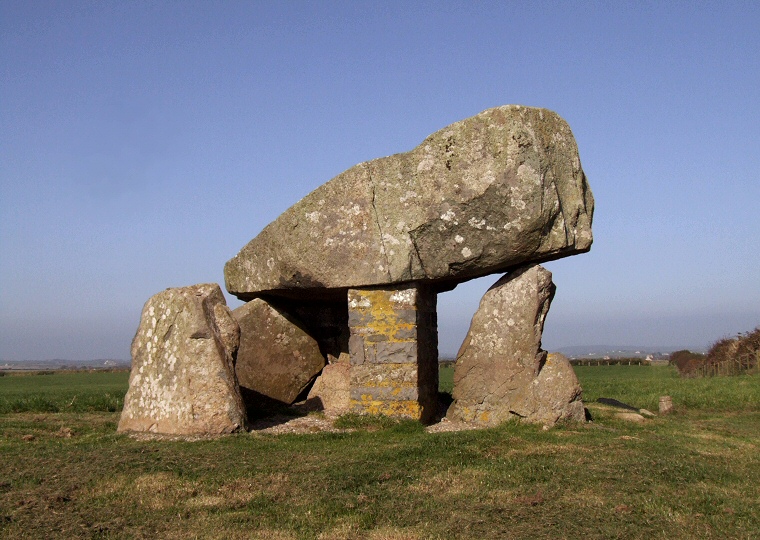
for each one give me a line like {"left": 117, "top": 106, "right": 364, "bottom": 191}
{"left": 1, "top": 365, "right": 758, "bottom": 539}
{"left": 0, "top": 370, "right": 126, "bottom": 413}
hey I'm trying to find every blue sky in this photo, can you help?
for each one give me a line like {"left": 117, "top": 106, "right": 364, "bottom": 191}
{"left": 1, "top": 1, "right": 758, "bottom": 361}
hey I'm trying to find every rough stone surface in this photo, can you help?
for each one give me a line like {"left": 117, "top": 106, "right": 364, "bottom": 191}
{"left": 527, "top": 352, "right": 585, "bottom": 425}
{"left": 348, "top": 284, "right": 438, "bottom": 422}
{"left": 118, "top": 284, "right": 247, "bottom": 435}
{"left": 659, "top": 395, "right": 673, "bottom": 414}
{"left": 306, "top": 362, "right": 350, "bottom": 415}
{"left": 234, "top": 298, "right": 326, "bottom": 405}
{"left": 447, "top": 265, "right": 584, "bottom": 426}
{"left": 225, "top": 105, "right": 593, "bottom": 299}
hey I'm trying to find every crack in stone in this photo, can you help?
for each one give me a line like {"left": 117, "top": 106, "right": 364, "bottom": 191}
{"left": 409, "top": 236, "right": 428, "bottom": 279}
{"left": 549, "top": 174, "right": 572, "bottom": 245}
{"left": 368, "top": 171, "right": 393, "bottom": 281}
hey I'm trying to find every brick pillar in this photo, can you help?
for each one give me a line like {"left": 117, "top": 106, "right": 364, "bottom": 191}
{"left": 347, "top": 284, "right": 438, "bottom": 422}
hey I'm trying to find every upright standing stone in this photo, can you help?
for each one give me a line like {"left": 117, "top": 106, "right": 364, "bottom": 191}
{"left": 233, "top": 298, "right": 326, "bottom": 405}
{"left": 348, "top": 284, "right": 438, "bottom": 422}
{"left": 118, "top": 284, "right": 247, "bottom": 435}
{"left": 447, "top": 265, "right": 584, "bottom": 426}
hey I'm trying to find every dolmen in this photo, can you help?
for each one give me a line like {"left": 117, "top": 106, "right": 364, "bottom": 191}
{"left": 119, "top": 105, "right": 593, "bottom": 434}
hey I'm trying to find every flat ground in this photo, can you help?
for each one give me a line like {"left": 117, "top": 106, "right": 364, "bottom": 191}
{"left": 1, "top": 366, "right": 758, "bottom": 539}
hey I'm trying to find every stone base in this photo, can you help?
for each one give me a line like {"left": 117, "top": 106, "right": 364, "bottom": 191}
{"left": 347, "top": 284, "right": 438, "bottom": 423}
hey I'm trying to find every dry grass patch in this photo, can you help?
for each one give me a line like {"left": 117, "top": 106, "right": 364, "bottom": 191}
{"left": 318, "top": 524, "right": 422, "bottom": 540}
{"left": 558, "top": 486, "right": 608, "bottom": 509}
{"left": 133, "top": 472, "right": 197, "bottom": 510}
{"left": 407, "top": 468, "right": 486, "bottom": 497}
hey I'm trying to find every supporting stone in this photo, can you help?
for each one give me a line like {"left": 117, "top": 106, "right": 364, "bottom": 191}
{"left": 347, "top": 284, "right": 438, "bottom": 422}
{"left": 118, "top": 283, "right": 247, "bottom": 435}
{"left": 447, "top": 265, "right": 585, "bottom": 427}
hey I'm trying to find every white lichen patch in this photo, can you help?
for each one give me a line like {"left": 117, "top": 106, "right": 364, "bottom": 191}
{"left": 454, "top": 235, "right": 464, "bottom": 244}
{"left": 503, "top": 220, "right": 523, "bottom": 232}
{"left": 382, "top": 233, "right": 401, "bottom": 246}
{"left": 468, "top": 217, "right": 487, "bottom": 229}
{"left": 440, "top": 209, "right": 457, "bottom": 222}
{"left": 399, "top": 191, "right": 418, "bottom": 203}
{"left": 348, "top": 296, "right": 372, "bottom": 309}
{"left": 517, "top": 163, "right": 541, "bottom": 186}
{"left": 390, "top": 288, "right": 415, "bottom": 304}
{"left": 512, "top": 198, "right": 527, "bottom": 211}
{"left": 461, "top": 247, "right": 473, "bottom": 258}
{"left": 417, "top": 147, "right": 435, "bottom": 172}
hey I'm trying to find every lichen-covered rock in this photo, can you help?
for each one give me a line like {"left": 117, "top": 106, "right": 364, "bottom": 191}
{"left": 118, "top": 284, "right": 247, "bottom": 435}
{"left": 225, "top": 105, "right": 593, "bottom": 299}
{"left": 233, "top": 298, "right": 326, "bottom": 405}
{"left": 447, "top": 265, "right": 584, "bottom": 427}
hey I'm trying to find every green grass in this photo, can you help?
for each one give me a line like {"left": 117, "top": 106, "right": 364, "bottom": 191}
{"left": 0, "top": 370, "right": 128, "bottom": 413}
{"left": 439, "top": 363, "right": 454, "bottom": 394}
{"left": 0, "top": 367, "right": 758, "bottom": 539}
{"left": 575, "top": 364, "right": 760, "bottom": 412}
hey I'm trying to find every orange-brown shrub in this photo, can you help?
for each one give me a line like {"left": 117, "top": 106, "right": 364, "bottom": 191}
{"left": 670, "top": 349, "right": 707, "bottom": 377}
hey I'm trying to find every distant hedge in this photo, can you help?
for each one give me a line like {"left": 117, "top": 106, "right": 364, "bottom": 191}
{"left": 671, "top": 327, "right": 759, "bottom": 377}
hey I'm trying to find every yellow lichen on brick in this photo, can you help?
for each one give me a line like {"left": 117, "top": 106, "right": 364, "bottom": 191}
{"left": 350, "top": 398, "right": 422, "bottom": 419}
{"left": 354, "top": 375, "right": 416, "bottom": 389}
{"left": 355, "top": 290, "right": 415, "bottom": 344}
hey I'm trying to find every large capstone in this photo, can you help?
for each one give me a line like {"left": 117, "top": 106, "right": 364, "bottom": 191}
{"left": 446, "top": 265, "right": 584, "bottom": 426}
{"left": 233, "top": 298, "right": 326, "bottom": 405}
{"left": 118, "top": 284, "right": 247, "bottom": 435}
{"left": 225, "top": 105, "right": 593, "bottom": 299}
